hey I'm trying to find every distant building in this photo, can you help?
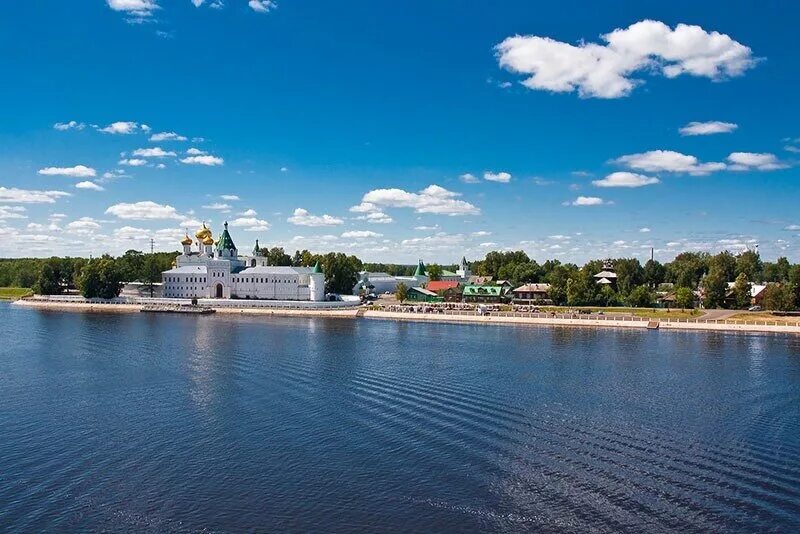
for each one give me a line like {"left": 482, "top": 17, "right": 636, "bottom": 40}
{"left": 726, "top": 282, "right": 768, "bottom": 307}
{"left": 405, "top": 286, "right": 443, "bottom": 303}
{"left": 426, "top": 280, "right": 460, "bottom": 293}
{"left": 462, "top": 284, "right": 511, "bottom": 303}
{"left": 353, "top": 260, "right": 429, "bottom": 295}
{"left": 512, "top": 283, "right": 551, "bottom": 302}
{"left": 594, "top": 261, "right": 618, "bottom": 287}
{"left": 162, "top": 222, "right": 325, "bottom": 301}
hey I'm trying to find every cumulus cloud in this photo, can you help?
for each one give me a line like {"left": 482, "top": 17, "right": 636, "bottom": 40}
{"left": 460, "top": 173, "right": 480, "bottom": 184}
{"left": 202, "top": 203, "right": 231, "bottom": 211}
{"left": 288, "top": 208, "right": 344, "bottom": 227}
{"left": 186, "top": 147, "right": 207, "bottom": 155}
{"left": 106, "top": 201, "right": 181, "bottom": 220}
{"left": 0, "top": 187, "right": 71, "bottom": 204}
{"left": 132, "top": 147, "right": 176, "bottom": 158}
{"left": 341, "top": 230, "right": 383, "bottom": 239}
{"left": 679, "top": 120, "right": 738, "bottom": 136}
{"left": 229, "top": 217, "right": 270, "bottom": 231}
{"left": 496, "top": 20, "right": 756, "bottom": 99}
{"left": 66, "top": 217, "right": 101, "bottom": 234}
{"left": 726, "top": 152, "right": 788, "bottom": 171}
{"left": 356, "top": 184, "right": 480, "bottom": 216}
{"left": 0, "top": 206, "right": 27, "bottom": 220}
{"left": 239, "top": 208, "right": 257, "bottom": 217}
{"left": 401, "top": 232, "right": 466, "bottom": 251}
{"left": 107, "top": 0, "right": 158, "bottom": 16}
{"left": 148, "top": 131, "right": 187, "bottom": 142}
{"left": 98, "top": 121, "right": 150, "bottom": 134}
{"left": 180, "top": 155, "right": 224, "bottom": 166}
{"left": 53, "top": 120, "right": 85, "bottom": 131}
{"left": 592, "top": 171, "right": 660, "bottom": 188}
{"left": 565, "top": 196, "right": 608, "bottom": 206}
{"left": 355, "top": 211, "right": 393, "bottom": 224}
{"left": 248, "top": 0, "right": 276, "bottom": 13}
{"left": 75, "top": 181, "right": 104, "bottom": 191}
{"left": 639, "top": 227, "right": 652, "bottom": 233}
{"left": 38, "top": 165, "right": 96, "bottom": 178}
{"left": 614, "top": 150, "right": 726, "bottom": 175}
{"left": 220, "top": 195, "right": 240, "bottom": 201}
{"left": 483, "top": 171, "right": 512, "bottom": 183}
{"left": 118, "top": 158, "right": 148, "bottom": 167}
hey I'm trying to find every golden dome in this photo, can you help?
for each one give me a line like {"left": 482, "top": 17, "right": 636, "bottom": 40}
{"left": 202, "top": 235, "right": 214, "bottom": 246}
{"left": 181, "top": 235, "right": 193, "bottom": 246}
{"left": 195, "top": 223, "right": 212, "bottom": 240}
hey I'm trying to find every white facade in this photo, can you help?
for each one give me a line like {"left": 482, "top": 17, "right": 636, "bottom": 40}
{"left": 162, "top": 223, "right": 325, "bottom": 301}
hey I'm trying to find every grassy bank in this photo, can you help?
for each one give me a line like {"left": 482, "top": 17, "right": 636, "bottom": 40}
{"left": 539, "top": 306, "right": 703, "bottom": 320}
{"left": 727, "top": 312, "right": 800, "bottom": 325}
{"left": 0, "top": 287, "right": 33, "bottom": 300}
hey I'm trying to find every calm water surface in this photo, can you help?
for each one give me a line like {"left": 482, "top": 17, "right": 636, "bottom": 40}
{"left": 1, "top": 302, "right": 799, "bottom": 533}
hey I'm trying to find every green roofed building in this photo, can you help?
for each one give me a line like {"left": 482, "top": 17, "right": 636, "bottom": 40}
{"left": 462, "top": 284, "right": 511, "bottom": 303}
{"left": 405, "top": 286, "right": 443, "bottom": 303}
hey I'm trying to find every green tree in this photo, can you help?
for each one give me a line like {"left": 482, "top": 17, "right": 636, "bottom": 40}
{"left": 675, "top": 287, "right": 694, "bottom": 309}
{"left": 666, "top": 252, "right": 709, "bottom": 289}
{"left": 735, "top": 250, "right": 763, "bottom": 282}
{"left": 614, "top": 258, "right": 644, "bottom": 295}
{"left": 626, "top": 285, "right": 654, "bottom": 307}
{"left": 708, "top": 251, "right": 736, "bottom": 282}
{"left": 762, "top": 283, "right": 797, "bottom": 311}
{"left": 78, "top": 256, "right": 122, "bottom": 299}
{"left": 643, "top": 259, "right": 666, "bottom": 288}
{"left": 320, "top": 252, "right": 362, "bottom": 294}
{"left": 265, "top": 247, "right": 292, "bottom": 266}
{"left": 33, "top": 258, "right": 63, "bottom": 295}
{"left": 395, "top": 282, "right": 408, "bottom": 302}
{"left": 732, "top": 272, "right": 751, "bottom": 309}
{"left": 702, "top": 267, "right": 728, "bottom": 309}
{"left": 427, "top": 264, "right": 443, "bottom": 281}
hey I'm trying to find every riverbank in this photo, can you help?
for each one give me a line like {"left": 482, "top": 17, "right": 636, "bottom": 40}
{"left": 13, "top": 298, "right": 800, "bottom": 334}
{"left": 361, "top": 309, "right": 800, "bottom": 335}
{"left": 14, "top": 298, "right": 359, "bottom": 318}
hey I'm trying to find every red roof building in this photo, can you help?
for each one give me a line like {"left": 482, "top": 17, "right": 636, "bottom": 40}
{"left": 426, "top": 280, "right": 460, "bottom": 292}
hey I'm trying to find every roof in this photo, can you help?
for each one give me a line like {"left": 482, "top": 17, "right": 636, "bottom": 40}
{"left": 594, "top": 270, "right": 617, "bottom": 279}
{"left": 409, "top": 286, "right": 438, "bottom": 297}
{"left": 239, "top": 266, "right": 314, "bottom": 275}
{"left": 216, "top": 222, "right": 237, "bottom": 252}
{"left": 427, "top": 280, "right": 460, "bottom": 292}
{"left": 441, "top": 269, "right": 458, "bottom": 277}
{"left": 163, "top": 265, "right": 208, "bottom": 274}
{"left": 312, "top": 261, "right": 322, "bottom": 274}
{"left": 414, "top": 260, "right": 426, "bottom": 277}
{"left": 596, "top": 277, "right": 613, "bottom": 284}
{"left": 463, "top": 285, "right": 504, "bottom": 296}
{"left": 467, "top": 275, "right": 493, "bottom": 284}
{"left": 726, "top": 282, "right": 768, "bottom": 297}
{"left": 513, "top": 283, "right": 551, "bottom": 293}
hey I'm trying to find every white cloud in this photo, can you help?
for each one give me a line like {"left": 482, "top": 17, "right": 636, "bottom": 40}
{"left": 356, "top": 211, "right": 393, "bottom": 224}
{"left": 98, "top": 121, "right": 149, "bottom": 134}
{"left": 639, "top": 227, "right": 652, "bottom": 233}
{"left": 114, "top": 226, "right": 150, "bottom": 240}
{"left": 180, "top": 155, "right": 224, "bottom": 166}
{"left": 783, "top": 224, "right": 800, "bottom": 231}
{"left": 118, "top": 158, "right": 148, "bottom": 167}
{"left": 592, "top": 171, "right": 660, "bottom": 188}
{"left": 472, "top": 230, "right": 492, "bottom": 237}
{"left": 401, "top": 232, "right": 466, "bottom": 251}
{"left": 202, "top": 203, "right": 231, "bottom": 211}
{"left": 101, "top": 169, "right": 130, "bottom": 181}
{"left": 149, "top": 131, "right": 187, "bottom": 142}
{"left": 566, "top": 196, "right": 608, "bottom": 206}
{"left": 0, "top": 187, "right": 71, "bottom": 204}
{"left": 239, "top": 208, "right": 257, "bottom": 216}
{"left": 679, "top": 121, "right": 738, "bottom": 136}
{"left": 280, "top": 166, "right": 289, "bottom": 172}
{"left": 496, "top": 20, "right": 755, "bottom": 99}
{"left": 483, "top": 171, "right": 511, "bottom": 183}
{"left": 0, "top": 206, "right": 27, "bottom": 220}
{"left": 186, "top": 147, "right": 207, "bottom": 155}
{"left": 288, "top": 208, "right": 344, "bottom": 227}
{"left": 248, "top": 0, "right": 276, "bottom": 13}
{"left": 66, "top": 217, "right": 101, "bottom": 234}
{"left": 460, "top": 173, "right": 480, "bottom": 184}
{"left": 38, "top": 165, "right": 96, "bottom": 178}
{"left": 132, "top": 147, "right": 176, "bottom": 158}
{"left": 107, "top": 0, "right": 158, "bottom": 17}
{"left": 229, "top": 217, "right": 270, "bottom": 231}
{"left": 220, "top": 195, "right": 240, "bottom": 201}
{"left": 341, "top": 230, "right": 383, "bottom": 239}
{"left": 106, "top": 201, "right": 181, "bottom": 220}
{"left": 75, "top": 181, "right": 105, "bottom": 191}
{"left": 614, "top": 150, "right": 726, "bottom": 175}
{"left": 414, "top": 225, "right": 438, "bottom": 231}
{"left": 726, "top": 152, "right": 788, "bottom": 171}
{"left": 356, "top": 184, "right": 480, "bottom": 216}
{"left": 53, "top": 120, "right": 85, "bottom": 131}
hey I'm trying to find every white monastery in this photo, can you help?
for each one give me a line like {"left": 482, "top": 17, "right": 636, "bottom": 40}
{"left": 162, "top": 222, "right": 325, "bottom": 301}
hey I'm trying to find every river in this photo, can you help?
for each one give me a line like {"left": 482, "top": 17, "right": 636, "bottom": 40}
{"left": 1, "top": 302, "right": 799, "bottom": 532}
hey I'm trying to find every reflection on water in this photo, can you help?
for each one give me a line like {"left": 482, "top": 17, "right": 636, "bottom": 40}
{"left": 1, "top": 303, "right": 799, "bottom": 532}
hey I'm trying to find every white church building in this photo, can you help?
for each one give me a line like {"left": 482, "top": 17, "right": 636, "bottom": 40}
{"left": 162, "top": 222, "right": 325, "bottom": 301}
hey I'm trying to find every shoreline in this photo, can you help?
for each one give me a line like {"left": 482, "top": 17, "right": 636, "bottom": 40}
{"left": 12, "top": 299, "right": 800, "bottom": 334}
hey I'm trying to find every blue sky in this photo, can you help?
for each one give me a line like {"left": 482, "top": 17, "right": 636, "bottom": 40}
{"left": 0, "top": 0, "right": 798, "bottom": 263}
